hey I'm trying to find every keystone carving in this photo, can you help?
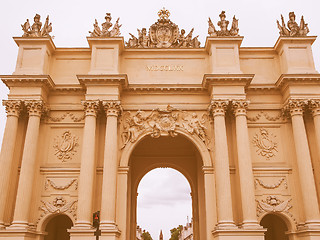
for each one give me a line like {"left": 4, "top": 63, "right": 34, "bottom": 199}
{"left": 277, "top": 12, "right": 309, "bottom": 37}
{"left": 21, "top": 14, "right": 52, "bottom": 37}
{"left": 257, "top": 196, "right": 292, "bottom": 216}
{"left": 89, "top": 13, "right": 121, "bottom": 37}
{"left": 252, "top": 128, "right": 278, "bottom": 161}
{"left": 2, "top": 100, "right": 22, "bottom": 117}
{"left": 39, "top": 197, "right": 77, "bottom": 221}
{"left": 126, "top": 8, "right": 200, "bottom": 48}
{"left": 255, "top": 178, "right": 287, "bottom": 189}
{"left": 208, "top": 11, "right": 239, "bottom": 37}
{"left": 121, "top": 106, "right": 210, "bottom": 149}
{"left": 45, "top": 178, "right": 78, "bottom": 190}
{"left": 53, "top": 131, "right": 79, "bottom": 162}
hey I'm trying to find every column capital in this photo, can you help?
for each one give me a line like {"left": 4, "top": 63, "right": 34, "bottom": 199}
{"left": 102, "top": 100, "right": 122, "bottom": 117}
{"left": 2, "top": 100, "right": 22, "bottom": 117}
{"left": 283, "top": 99, "right": 308, "bottom": 117}
{"left": 231, "top": 100, "right": 249, "bottom": 117}
{"left": 209, "top": 100, "right": 229, "bottom": 117}
{"left": 81, "top": 100, "right": 100, "bottom": 117}
{"left": 309, "top": 99, "right": 320, "bottom": 117}
{"left": 24, "top": 100, "right": 47, "bottom": 117}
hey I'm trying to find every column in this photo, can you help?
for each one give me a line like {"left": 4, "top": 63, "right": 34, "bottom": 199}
{"left": 74, "top": 100, "right": 99, "bottom": 228}
{"left": 286, "top": 99, "right": 320, "bottom": 229}
{"left": 232, "top": 100, "right": 260, "bottom": 229}
{"left": 0, "top": 100, "right": 22, "bottom": 229}
{"left": 100, "top": 101, "right": 122, "bottom": 234}
{"left": 210, "top": 100, "right": 236, "bottom": 229}
{"left": 10, "top": 100, "right": 44, "bottom": 229}
{"left": 310, "top": 99, "right": 320, "bottom": 165}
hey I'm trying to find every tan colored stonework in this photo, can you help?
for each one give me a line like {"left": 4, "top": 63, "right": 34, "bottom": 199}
{"left": 1, "top": 10, "right": 320, "bottom": 240}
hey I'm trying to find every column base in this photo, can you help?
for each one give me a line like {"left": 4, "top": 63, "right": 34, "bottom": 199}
{"left": 212, "top": 229, "right": 266, "bottom": 240}
{"left": 69, "top": 228, "right": 96, "bottom": 240}
{"left": 0, "top": 228, "right": 37, "bottom": 240}
{"left": 240, "top": 221, "right": 263, "bottom": 230}
{"left": 296, "top": 229, "right": 320, "bottom": 240}
{"left": 99, "top": 222, "right": 121, "bottom": 240}
{"left": 215, "top": 221, "right": 238, "bottom": 230}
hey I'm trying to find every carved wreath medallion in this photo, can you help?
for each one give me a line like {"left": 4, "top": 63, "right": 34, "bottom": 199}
{"left": 53, "top": 131, "right": 79, "bottom": 162}
{"left": 252, "top": 128, "right": 278, "bottom": 160}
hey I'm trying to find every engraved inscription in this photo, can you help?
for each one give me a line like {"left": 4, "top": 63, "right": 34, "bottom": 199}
{"left": 146, "top": 65, "right": 184, "bottom": 71}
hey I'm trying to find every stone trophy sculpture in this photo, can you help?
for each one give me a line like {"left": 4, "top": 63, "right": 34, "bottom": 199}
{"left": 277, "top": 12, "right": 309, "bottom": 36}
{"left": 208, "top": 11, "right": 239, "bottom": 37}
{"left": 21, "top": 14, "right": 52, "bottom": 37}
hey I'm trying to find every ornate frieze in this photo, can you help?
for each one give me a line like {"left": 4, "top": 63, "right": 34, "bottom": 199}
{"left": 277, "top": 12, "right": 309, "bottom": 37}
{"left": 121, "top": 106, "right": 210, "bottom": 149}
{"left": 2, "top": 100, "right": 22, "bottom": 117}
{"left": 208, "top": 11, "right": 239, "bottom": 37}
{"left": 126, "top": 8, "right": 200, "bottom": 48}
{"left": 24, "top": 100, "right": 47, "bottom": 117}
{"left": 252, "top": 128, "right": 278, "bottom": 161}
{"left": 45, "top": 178, "right": 78, "bottom": 190}
{"left": 81, "top": 100, "right": 100, "bottom": 117}
{"left": 21, "top": 14, "right": 52, "bottom": 37}
{"left": 89, "top": 13, "right": 121, "bottom": 37}
{"left": 257, "top": 196, "right": 292, "bottom": 215}
{"left": 102, "top": 100, "right": 122, "bottom": 117}
{"left": 53, "top": 131, "right": 79, "bottom": 162}
{"left": 48, "top": 112, "right": 85, "bottom": 122}
{"left": 255, "top": 178, "right": 287, "bottom": 190}
{"left": 231, "top": 100, "right": 249, "bottom": 116}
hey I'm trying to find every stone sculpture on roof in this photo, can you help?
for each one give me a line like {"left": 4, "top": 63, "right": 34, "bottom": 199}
{"left": 277, "top": 12, "right": 309, "bottom": 37}
{"left": 89, "top": 13, "right": 122, "bottom": 37}
{"left": 126, "top": 8, "right": 200, "bottom": 48}
{"left": 21, "top": 14, "right": 52, "bottom": 37}
{"left": 208, "top": 11, "right": 239, "bottom": 37}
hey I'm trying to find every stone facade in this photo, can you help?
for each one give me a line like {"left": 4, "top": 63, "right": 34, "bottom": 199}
{"left": 0, "top": 10, "right": 320, "bottom": 240}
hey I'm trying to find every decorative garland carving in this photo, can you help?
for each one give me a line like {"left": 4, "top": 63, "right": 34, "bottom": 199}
{"left": 48, "top": 112, "right": 85, "bottom": 122}
{"left": 252, "top": 128, "right": 278, "bottom": 161}
{"left": 247, "top": 111, "right": 283, "bottom": 122}
{"left": 45, "top": 178, "right": 78, "bottom": 190}
{"left": 37, "top": 197, "right": 77, "bottom": 224}
{"left": 255, "top": 178, "right": 287, "bottom": 189}
{"left": 121, "top": 105, "right": 210, "bottom": 149}
{"left": 53, "top": 131, "right": 79, "bottom": 162}
{"left": 257, "top": 196, "right": 292, "bottom": 215}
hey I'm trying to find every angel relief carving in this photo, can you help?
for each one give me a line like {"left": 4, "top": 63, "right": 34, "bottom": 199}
{"left": 121, "top": 106, "right": 210, "bottom": 149}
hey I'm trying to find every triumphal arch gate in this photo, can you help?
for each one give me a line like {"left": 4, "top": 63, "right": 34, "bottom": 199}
{"left": 1, "top": 8, "right": 320, "bottom": 240}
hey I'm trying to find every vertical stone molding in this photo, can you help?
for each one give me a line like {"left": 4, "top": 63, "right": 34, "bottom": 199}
{"left": 284, "top": 99, "right": 320, "bottom": 229}
{"left": 209, "top": 100, "right": 237, "bottom": 229}
{"left": 100, "top": 101, "right": 122, "bottom": 235}
{"left": 74, "top": 100, "right": 99, "bottom": 229}
{"left": 0, "top": 100, "right": 22, "bottom": 229}
{"left": 231, "top": 100, "right": 261, "bottom": 229}
{"left": 10, "top": 100, "right": 45, "bottom": 229}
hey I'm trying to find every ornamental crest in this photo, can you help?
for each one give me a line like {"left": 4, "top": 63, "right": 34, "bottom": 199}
{"left": 121, "top": 105, "right": 210, "bottom": 149}
{"left": 126, "top": 8, "right": 200, "bottom": 48}
{"left": 53, "top": 131, "right": 79, "bottom": 162}
{"left": 252, "top": 128, "right": 278, "bottom": 160}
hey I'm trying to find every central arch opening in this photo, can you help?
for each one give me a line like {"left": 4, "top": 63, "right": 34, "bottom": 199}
{"left": 127, "top": 134, "right": 208, "bottom": 240}
{"left": 137, "top": 168, "right": 192, "bottom": 239}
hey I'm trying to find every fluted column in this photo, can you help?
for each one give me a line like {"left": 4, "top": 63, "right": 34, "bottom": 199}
{"left": 100, "top": 101, "right": 122, "bottom": 233}
{"left": 285, "top": 99, "right": 320, "bottom": 229}
{"left": 209, "top": 100, "right": 236, "bottom": 229}
{"left": 0, "top": 100, "right": 22, "bottom": 229}
{"left": 75, "top": 100, "right": 99, "bottom": 229}
{"left": 10, "top": 100, "right": 45, "bottom": 229}
{"left": 232, "top": 100, "right": 260, "bottom": 229}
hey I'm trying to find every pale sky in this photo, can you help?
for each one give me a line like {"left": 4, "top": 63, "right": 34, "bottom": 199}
{"left": 0, "top": 0, "right": 320, "bottom": 239}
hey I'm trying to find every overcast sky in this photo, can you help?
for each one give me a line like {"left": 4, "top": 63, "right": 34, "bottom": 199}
{"left": 0, "top": 0, "right": 320, "bottom": 239}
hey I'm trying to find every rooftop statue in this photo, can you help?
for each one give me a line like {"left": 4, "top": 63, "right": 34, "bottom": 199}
{"left": 89, "top": 13, "right": 122, "bottom": 37}
{"left": 21, "top": 14, "right": 52, "bottom": 37}
{"left": 126, "top": 8, "right": 200, "bottom": 48}
{"left": 277, "top": 12, "right": 309, "bottom": 37}
{"left": 208, "top": 11, "right": 239, "bottom": 37}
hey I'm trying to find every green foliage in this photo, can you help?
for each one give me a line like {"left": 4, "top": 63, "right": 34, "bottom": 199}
{"left": 142, "top": 231, "right": 153, "bottom": 240}
{"left": 169, "top": 225, "right": 183, "bottom": 240}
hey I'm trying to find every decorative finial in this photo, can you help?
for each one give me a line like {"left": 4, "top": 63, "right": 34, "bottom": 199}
{"left": 276, "top": 12, "right": 309, "bottom": 37}
{"left": 158, "top": 7, "right": 170, "bottom": 19}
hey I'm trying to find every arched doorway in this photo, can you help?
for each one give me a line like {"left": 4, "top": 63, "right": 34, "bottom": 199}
{"left": 44, "top": 214, "right": 73, "bottom": 240}
{"left": 127, "top": 135, "right": 208, "bottom": 240}
{"left": 260, "top": 214, "right": 289, "bottom": 240}
{"left": 137, "top": 168, "right": 193, "bottom": 239}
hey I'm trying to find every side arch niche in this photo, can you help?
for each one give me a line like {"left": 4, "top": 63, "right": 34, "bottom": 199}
{"left": 42, "top": 214, "right": 74, "bottom": 240}
{"left": 260, "top": 213, "right": 290, "bottom": 240}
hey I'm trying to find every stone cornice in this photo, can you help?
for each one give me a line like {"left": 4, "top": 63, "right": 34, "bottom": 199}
{"left": 275, "top": 74, "right": 320, "bottom": 89}
{"left": 13, "top": 37, "right": 56, "bottom": 53}
{"left": 124, "top": 84, "right": 205, "bottom": 93}
{"left": 0, "top": 75, "right": 55, "bottom": 90}
{"left": 202, "top": 74, "right": 254, "bottom": 89}
{"left": 77, "top": 74, "right": 128, "bottom": 89}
